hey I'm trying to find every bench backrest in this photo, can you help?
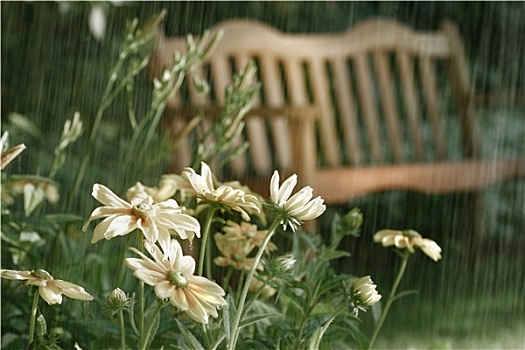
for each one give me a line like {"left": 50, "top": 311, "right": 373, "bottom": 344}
{"left": 151, "top": 18, "right": 478, "bottom": 183}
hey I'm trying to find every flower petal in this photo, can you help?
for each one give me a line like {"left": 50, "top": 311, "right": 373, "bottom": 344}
{"left": 92, "top": 214, "right": 137, "bottom": 243}
{"left": 54, "top": 280, "right": 94, "bottom": 301}
{"left": 277, "top": 174, "right": 297, "bottom": 205}
{"left": 0, "top": 269, "right": 34, "bottom": 281}
{"left": 92, "top": 184, "right": 131, "bottom": 208}
{"left": 39, "top": 284, "right": 63, "bottom": 305}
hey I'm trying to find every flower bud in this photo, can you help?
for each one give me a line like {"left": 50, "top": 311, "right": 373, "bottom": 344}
{"left": 263, "top": 254, "right": 296, "bottom": 280}
{"left": 108, "top": 288, "right": 127, "bottom": 303}
{"left": 274, "top": 254, "right": 296, "bottom": 275}
{"left": 342, "top": 208, "right": 363, "bottom": 232}
{"left": 105, "top": 287, "right": 131, "bottom": 315}
{"left": 345, "top": 275, "right": 381, "bottom": 309}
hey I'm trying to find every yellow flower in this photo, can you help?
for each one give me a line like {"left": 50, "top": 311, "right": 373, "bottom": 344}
{"left": 0, "top": 269, "right": 93, "bottom": 305}
{"left": 183, "top": 162, "right": 260, "bottom": 221}
{"left": 269, "top": 171, "right": 326, "bottom": 231}
{"left": 221, "top": 220, "right": 277, "bottom": 252}
{"left": 83, "top": 184, "right": 200, "bottom": 255}
{"left": 214, "top": 232, "right": 262, "bottom": 271}
{"left": 373, "top": 229, "right": 442, "bottom": 261}
{"left": 125, "top": 239, "right": 227, "bottom": 324}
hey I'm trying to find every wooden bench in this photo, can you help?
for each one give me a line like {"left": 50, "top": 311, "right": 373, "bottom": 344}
{"left": 151, "top": 18, "right": 525, "bottom": 229}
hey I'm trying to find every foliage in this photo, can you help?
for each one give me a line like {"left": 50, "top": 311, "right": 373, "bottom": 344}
{"left": 0, "top": 10, "right": 449, "bottom": 350}
{"left": 6, "top": 3, "right": 524, "bottom": 349}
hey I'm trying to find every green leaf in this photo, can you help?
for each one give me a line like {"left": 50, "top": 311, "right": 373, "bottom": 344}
{"left": 308, "top": 326, "right": 325, "bottom": 350}
{"left": 143, "top": 302, "right": 162, "bottom": 349}
{"left": 316, "top": 274, "right": 353, "bottom": 298}
{"left": 44, "top": 214, "right": 84, "bottom": 223}
{"left": 330, "top": 213, "right": 342, "bottom": 243}
{"left": 319, "top": 250, "right": 351, "bottom": 263}
{"left": 371, "top": 301, "right": 382, "bottom": 327}
{"left": 223, "top": 294, "right": 236, "bottom": 342}
{"left": 287, "top": 280, "right": 313, "bottom": 302}
{"left": 308, "top": 303, "right": 337, "bottom": 319}
{"left": 280, "top": 289, "right": 306, "bottom": 317}
{"left": 9, "top": 175, "right": 60, "bottom": 187}
{"left": 239, "top": 313, "right": 280, "bottom": 329}
{"left": 174, "top": 319, "right": 205, "bottom": 350}
{"left": 8, "top": 112, "right": 42, "bottom": 140}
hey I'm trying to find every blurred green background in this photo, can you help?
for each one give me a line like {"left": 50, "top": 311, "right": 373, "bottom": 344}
{"left": 2, "top": 2, "right": 524, "bottom": 348}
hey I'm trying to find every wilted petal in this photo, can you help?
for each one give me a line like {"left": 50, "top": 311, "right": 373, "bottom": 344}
{"left": 39, "top": 284, "right": 63, "bottom": 305}
{"left": 1, "top": 269, "right": 93, "bottom": 305}
{"left": 414, "top": 237, "right": 442, "bottom": 261}
{"left": 0, "top": 269, "right": 33, "bottom": 280}
{"left": 54, "top": 280, "right": 94, "bottom": 301}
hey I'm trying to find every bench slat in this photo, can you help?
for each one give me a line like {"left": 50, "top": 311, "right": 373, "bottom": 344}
{"left": 419, "top": 55, "right": 447, "bottom": 160}
{"left": 309, "top": 59, "right": 341, "bottom": 167}
{"left": 375, "top": 51, "right": 405, "bottom": 162}
{"left": 355, "top": 53, "right": 383, "bottom": 163}
{"left": 397, "top": 51, "right": 425, "bottom": 160}
{"left": 259, "top": 56, "right": 293, "bottom": 173}
{"left": 331, "top": 58, "right": 362, "bottom": 165}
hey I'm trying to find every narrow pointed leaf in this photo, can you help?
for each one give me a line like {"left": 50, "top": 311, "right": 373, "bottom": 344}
{"left": 174, "top": 319, "right": 205, "bottom": 350}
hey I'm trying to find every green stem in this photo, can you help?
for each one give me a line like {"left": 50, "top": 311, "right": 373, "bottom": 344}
{"left": 234, "top": 270, "right": 246, "bottom": 306}
{"left": 137, "top": 235, "right": 145, "bottom": 347}
{"left": 118, "top": 309, "right": 126, "bottom": 350}
{"left": 222, "top": 268, "right": 234, "bottom": 293}
{"left": 308, "top": 300, "right": 353, "bottom": 350}
{"left": 28, "top": 288, "right": 39, "bottom": 346}
{"left": 140, "top": 301, "right": 163, "bottom": 350}
{"left": 198, "top": 207, "right": 216, "bottom": 277}
{"left": 368, "top": 250, "right": 410, "bottom": 349}
{"left": 227, "top": 219, "right": 280, "bottom": 350}
{"left": 242, "top": 276, "right": 269, "bottom": 318}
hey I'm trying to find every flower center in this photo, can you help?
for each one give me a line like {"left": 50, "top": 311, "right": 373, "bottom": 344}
{"left": 245, "top": 231, "right": 255, "bottom": 239}
{"left": 402, "top": 229, "right": 420, "bottom": 239}
{"left": 168, "top": 271, "right": 189, "bottom": 289}
{"left": 31, "top": 269, "right": 52, "bottom": 280}
{"left": 132, "top": 203, "right": 153, "bottom": 220}
{"left": 232, "top": 253, "right": 243, "bottom": 262}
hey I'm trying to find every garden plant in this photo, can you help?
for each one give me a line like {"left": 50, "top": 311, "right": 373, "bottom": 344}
{"left": 0, "top": 12, "right": 442, "bottom": 350}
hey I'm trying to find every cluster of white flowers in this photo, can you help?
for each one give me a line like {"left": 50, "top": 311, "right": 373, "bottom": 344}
{"left": 77, "top": 162, "right": 327, "bottom": 324}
